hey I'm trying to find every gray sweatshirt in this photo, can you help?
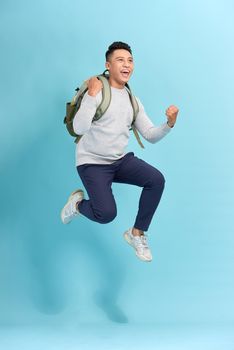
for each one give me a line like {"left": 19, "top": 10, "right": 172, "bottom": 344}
{"left": 73, "top": 86, "right": 172, "bottom": 166}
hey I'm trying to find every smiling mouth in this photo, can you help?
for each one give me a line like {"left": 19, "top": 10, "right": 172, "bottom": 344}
{"left": 121, "top": 71, "right": 130, "bottom": 78}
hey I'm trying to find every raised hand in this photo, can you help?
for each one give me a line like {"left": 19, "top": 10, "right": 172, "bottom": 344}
{"left": 166, "top": 105, "right": 179, "bottom": 127}
{"left": 86, "top": 77, "right": 103, "bottom": 97}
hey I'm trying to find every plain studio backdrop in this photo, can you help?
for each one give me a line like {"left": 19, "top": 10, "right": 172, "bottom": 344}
{"left": 0, "top": 0, "right": 234, "bottom": 349}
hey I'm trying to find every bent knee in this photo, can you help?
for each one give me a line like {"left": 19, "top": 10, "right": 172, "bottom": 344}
{"left": 150, "top": 171, "right": 165, "bottom": 188}
{"left": 95, "top": 207, "right": 117, "bottom": 224}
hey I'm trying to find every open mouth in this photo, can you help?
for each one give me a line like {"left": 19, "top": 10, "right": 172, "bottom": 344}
{"left": 121, "top": 70, "right": 130, "bottom": 78}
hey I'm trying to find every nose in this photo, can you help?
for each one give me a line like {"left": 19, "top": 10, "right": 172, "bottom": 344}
{"left": 123, "top": 61, "right": 130, "bottom": 68}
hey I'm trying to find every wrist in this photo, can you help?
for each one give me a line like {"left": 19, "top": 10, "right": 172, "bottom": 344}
{"left": 88, "top": 90, "right": 97, "bottom": 97}
{"left": 167, "top": 121, "right": 174, "bottom": 128}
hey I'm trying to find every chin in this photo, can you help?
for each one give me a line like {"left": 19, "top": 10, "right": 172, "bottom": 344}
{"left": 122, "top": 80, "right": 129, "bottom": 85}
{"left": 121, "top": 77, "right": 130, "bottom": 85}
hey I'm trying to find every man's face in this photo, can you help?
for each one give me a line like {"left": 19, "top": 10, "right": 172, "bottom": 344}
{"left": 105, "top": 49, "right": 134, "bottom": 85}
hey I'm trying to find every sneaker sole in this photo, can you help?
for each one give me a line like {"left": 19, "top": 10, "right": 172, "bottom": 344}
{"left": 123, "top": 231, "right": 152, "bottom": 262}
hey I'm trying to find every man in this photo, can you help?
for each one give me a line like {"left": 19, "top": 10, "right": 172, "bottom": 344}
{"left": 61, "top": 41, "right": 179, "bottom": 262}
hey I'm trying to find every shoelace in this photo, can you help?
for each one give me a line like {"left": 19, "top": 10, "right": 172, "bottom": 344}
{"left": 140, "top": 235, "right": 149, "bottom": 248}
{"left": 65, "top": 201, "right": 78, "bottom": 217}
{"left": 132, "top": 234, "right": 149, "bottom": 251}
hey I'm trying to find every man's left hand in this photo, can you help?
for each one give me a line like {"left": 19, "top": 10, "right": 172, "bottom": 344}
{"left": 166, "top": 105, "right": 179, "bottom": 127}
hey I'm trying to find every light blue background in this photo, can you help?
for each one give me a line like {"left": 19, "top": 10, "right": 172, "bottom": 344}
{"left": 0, "top": 0, "right": 234, "bottom": 349}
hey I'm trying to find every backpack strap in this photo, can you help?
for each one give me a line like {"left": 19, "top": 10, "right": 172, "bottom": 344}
{"left": 125, "top": 82, "right": 139, "bottom": 124}
{"left": 125, "top": 83, "right": 145, "bottom": 149}
{"left": 93, "top": 73, "right": 111, "bottom": 121}
{"left": 131, "top": 124, "right": 145, "bottom": 149}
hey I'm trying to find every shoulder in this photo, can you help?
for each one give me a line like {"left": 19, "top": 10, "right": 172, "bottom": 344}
{"left": 134, "top": 96, "right": 145, "bottom": 111}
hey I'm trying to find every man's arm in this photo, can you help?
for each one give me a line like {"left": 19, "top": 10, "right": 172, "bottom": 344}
{"left": 134, "top": 98, "right": 179, "bottom": 143}
{"left": 73, "top": 77, "right": 102, "bottom": 135}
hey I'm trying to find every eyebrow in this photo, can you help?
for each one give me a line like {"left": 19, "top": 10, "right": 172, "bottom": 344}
{"left": 115, "top": 56, "right": 133, "bottom": 60}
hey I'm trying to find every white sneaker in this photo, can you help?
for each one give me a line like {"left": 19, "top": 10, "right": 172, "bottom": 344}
{"left": 123, "top": 228, "right": 153, "bottom": 262}
{"left": 61, "top": 189, "right": 84, "bottom": 224}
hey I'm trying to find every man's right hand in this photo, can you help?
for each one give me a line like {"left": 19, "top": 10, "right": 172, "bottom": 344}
{"left": 86, "top": 77, "right": 103, "bottom": 96}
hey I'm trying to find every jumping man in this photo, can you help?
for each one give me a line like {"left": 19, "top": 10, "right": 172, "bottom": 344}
{"left": 61, "top": 41, "right": 179, "bottom": 262}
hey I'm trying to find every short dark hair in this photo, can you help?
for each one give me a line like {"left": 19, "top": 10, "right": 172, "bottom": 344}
{"left": 105, "top": 41, "right": 132, "bottom": 61}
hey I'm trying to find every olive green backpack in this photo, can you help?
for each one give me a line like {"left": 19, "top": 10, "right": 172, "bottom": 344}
{"left": 64, "top": 69, "right": 144, "bottom": 148}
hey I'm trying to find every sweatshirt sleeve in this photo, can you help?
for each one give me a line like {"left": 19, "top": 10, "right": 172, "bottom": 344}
{"left": 134, "top": 97, "right": 172, "bottom": 143}
{"left": 73, "top": 91, "right": 101, "bottom": 135}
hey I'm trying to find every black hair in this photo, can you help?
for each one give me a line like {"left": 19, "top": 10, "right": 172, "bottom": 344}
{"left": 105, "top": 41, "right": 132, "bottom": 61}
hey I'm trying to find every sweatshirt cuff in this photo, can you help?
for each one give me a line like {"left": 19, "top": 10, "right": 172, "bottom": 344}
{"left": 163, "top": 122, "right": 173, "bottom": 132}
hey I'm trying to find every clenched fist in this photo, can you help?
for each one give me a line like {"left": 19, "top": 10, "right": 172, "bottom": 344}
{"left": 166, "top": 105, "right": 179, "bottom": 128}
{"left": 86, "top": 77, "right": 103, "bottom": 97}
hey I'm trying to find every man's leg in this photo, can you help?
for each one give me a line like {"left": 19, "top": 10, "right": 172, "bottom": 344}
{"left": 76, "top": 164, "right": 117, "bottom": 224}
{"left": 113, "top": 154, "right": 165, "bottom": 232}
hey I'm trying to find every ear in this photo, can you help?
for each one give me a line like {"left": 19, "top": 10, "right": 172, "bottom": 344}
{"left": 105, "top": 61, "right": 110, "bottom": 70}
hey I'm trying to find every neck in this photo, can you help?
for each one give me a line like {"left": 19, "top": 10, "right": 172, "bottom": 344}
{"left": 108, "top": 77, "right": 125, "bottom": 89}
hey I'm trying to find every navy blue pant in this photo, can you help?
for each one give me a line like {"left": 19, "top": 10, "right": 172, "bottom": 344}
{"left": 76, "top": 152, "right": 165, "bottom": 232}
